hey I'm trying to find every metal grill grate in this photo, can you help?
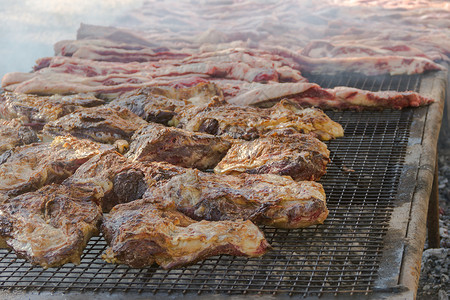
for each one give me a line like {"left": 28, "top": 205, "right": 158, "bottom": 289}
{"left": 0, "top": 73, "right": 422, "bottom": 297}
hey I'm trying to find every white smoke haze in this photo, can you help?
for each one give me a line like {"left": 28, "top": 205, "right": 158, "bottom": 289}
{"left": 0, "top": 0, "right": 143, "bottom": 79}
{"left": 0, "top": 0, "right": 449, "bottom": 80}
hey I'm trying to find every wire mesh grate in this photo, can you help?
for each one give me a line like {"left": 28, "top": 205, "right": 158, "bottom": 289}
{"left": 0, "top": 73, "right": 421, "bottom": 297}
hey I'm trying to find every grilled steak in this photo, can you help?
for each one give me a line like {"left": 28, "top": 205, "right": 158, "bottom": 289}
{"left": 0, "top": 119, "right": 38, "bottom": 155}
{"left": 43, "top": 105, "right": 148, "bottom": 144}
{"left": 215, "top": 132, "right": 330, "bottom": 181}
{"left": 65, "top": 151, "right": 186, "bottom": 211}
{"left": 0, "top": 183, "right": 102, "bottom": 268}
{"left": 176, "top": 97, "right": 344, "bottom": 141}
{"left": 101, "top": 198, "right": 270, "bottom": 269}
{"left": 0, "top": 135, "right": 112, "bottom": 198}
{"left": 110, "top": 82, "right": 222, "bottom": 124}
{"left": 126, "top": 123, "right": 231, "bottom": 170}
{"left": 145, "top": 169, "right": 328, "bottom": 229}
{"left": 0, "top": 91, "right": 105, "bottom": 128}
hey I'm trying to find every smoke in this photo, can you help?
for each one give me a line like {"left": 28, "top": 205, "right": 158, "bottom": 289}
{"left": 0, "top": 0, "right": 143, "bottom": 79}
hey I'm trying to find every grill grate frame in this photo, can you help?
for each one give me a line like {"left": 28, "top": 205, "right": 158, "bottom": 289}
{"left": 0, "top": 73, "right": 423, "bottom": 297}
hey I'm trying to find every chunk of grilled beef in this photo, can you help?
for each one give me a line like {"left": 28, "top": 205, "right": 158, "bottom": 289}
{"left": 0, "top": 91, "right": 105, "bottom": 128}
{"left": 215, "top": 131, "right": 330, "bottom": 181}
{"left": 175, "top": 97, "right": 343, "bottom": 141}
{"left": 0, "top": 119, "right": 38, "bottom": 155}
{"left": 112, "top": 93, "right": 185, "bottom": 124}
{"left": 65, "top": 151, "right": 186, "bottom": 211}
{"left": 101, "top": 198, "right": 270, "bottom": 269}
{"left": 0, "top": 135, "right": 112, "bottom": 198}
{"left": 145, "top": 169, "right": 328, "bottom": 229}
{"left": 126, "top": 123, "right": 231, "bottom": 170}
{"left": 0, "top": 183, "right": 103, "bottom": 268}
{"left": 43, "top": 105, "right": 148, "bottom": 144}
{"left": 110, "top": 82, "right": 222, "bottom": 124}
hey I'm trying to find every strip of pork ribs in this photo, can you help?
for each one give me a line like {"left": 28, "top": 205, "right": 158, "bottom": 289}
{"left": 0, "top": 182, "right": 103, "bottom": 268}
{"left": 43, "top": 105, "right": 148, "bottom": 144}
{"left": 52, "top": 39, "right": 191, "bottom": 63}
{"left": 145, "top": 169, "right": 328, "bottom": 229}
{"left": 215, "top": 130, "right": 330, "bottom": 181}
{"left": 101, "top": 198, "right": 270, "bottom": 269}
{"left": 175, "top": 97, "right": 344, "bottom": 141}
{"left": 0, "top": 135, "right": 112, "bottom": 198}
{"left": 1, "top": 48, "right": 305, "bottom": 96}
{"left": 224, "top": 80, "right": 435, "bottom": 110}
{"left": 126, "top": 123, "right": 231, "bottom": 170}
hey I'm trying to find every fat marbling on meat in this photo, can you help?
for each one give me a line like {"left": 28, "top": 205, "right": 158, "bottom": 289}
{"left": 215, "top": 131, "right": 330, "bottom": 181}
{"left": 145, "top": 169, "right": 328, "bottom": 229}
{"left": 101, "top": 198, "right": 270, "bottom": 269}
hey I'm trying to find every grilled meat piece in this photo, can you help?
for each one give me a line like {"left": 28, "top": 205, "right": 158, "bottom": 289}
{"left": 65, "top": 151, "right": 186, "bottom": 211}
{"left": 175, "top": 97, "right": 343, "bottom": 141}
{"left": 126, "top": 123, "right": 231, "bottom": 170}
{"left": 0, "top": 135, "right": 112, "bottom": 198}
{"left": 145, "top": 169, "right": 328, "bottom": 228}
{"left": 0, "top": 119, "right": 38, "bottom": 155}
{"left": 112, "top": 93, "right": 185, "bottom": 124}
{"left": 0, "top": 183, "right": 103, "bottom": 268}
{"left": 110, "top": 82, "right": 222, "bottom": 124}
{"left": 43, "top": 105, "right": 148, "bottom": 144}
{"left": 101, "top": 198, "right": 270, "bottom": 269}
{"left": 215, "top": 132, "right": 330, "bottom": 181}
{"left": 0, "top": 91, "right": 104, "bottom": 128}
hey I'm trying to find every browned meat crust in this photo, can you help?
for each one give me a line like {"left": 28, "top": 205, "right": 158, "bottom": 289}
{"left": 101, "top": 198, "right": 270, "bottom": 269}
{"left": 0, "top": 135, "right": 112, "bottom": 198}
{"left": 0, "top": 119, "right": 38, "bottom": 156}
{"left": 215, "top": 132, "right": 330, "bottom": 181}
{"left": 110, "top": 82, "right": 222, "bottom": 124}
{"left": 43, "top": 105, "right": 148, "bottom": 144}
{"left": 126, "top": 123, "right": 231, "bottom": 170}
{"left": 0, "top": 91, "right": 104, "bottom": 128}
{"left": 175, "top": 97, "right": 343, "bottom": 141}
{"left": 65, "top": 151, "right": 186, "bottom": 212}
{"left": 145, "top": 169, "right": 328, "bottom": 229}
{"left": 0, "top": 183, "right": 102, "bottom": 268}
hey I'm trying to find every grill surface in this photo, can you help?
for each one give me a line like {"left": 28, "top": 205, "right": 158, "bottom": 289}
{"left": 0, "top": 73, "right": 423, "bottom": 297}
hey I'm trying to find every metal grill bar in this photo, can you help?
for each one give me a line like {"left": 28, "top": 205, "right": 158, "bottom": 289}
{"left": 0, "top": 73, "right": 423, "bottom": 297}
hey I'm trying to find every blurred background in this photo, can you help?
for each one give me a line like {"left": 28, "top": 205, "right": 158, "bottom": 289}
{"left": 0, "top": 0, "right": 143, "bottom": 79}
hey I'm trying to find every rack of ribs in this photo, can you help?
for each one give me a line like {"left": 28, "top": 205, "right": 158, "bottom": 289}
{"left": 101, "top": 198, "right": 270, "bottom": 269}
{"left": 175, "top": 97, "right": 344, "bottom": 141}
{"left": 43, "top": 105, "right": 148, "bottom": 144}
{"left": 145, "top": 169, "right": 328, "bottom": 229}
{"left": 126, "top": 123, "right": 231, "bottom": 170}
{"left": 0, "top": 183, "right": 103, "bottom": 268}
{"left": 215, "top": 130, "right": 330, "bottom": 181}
